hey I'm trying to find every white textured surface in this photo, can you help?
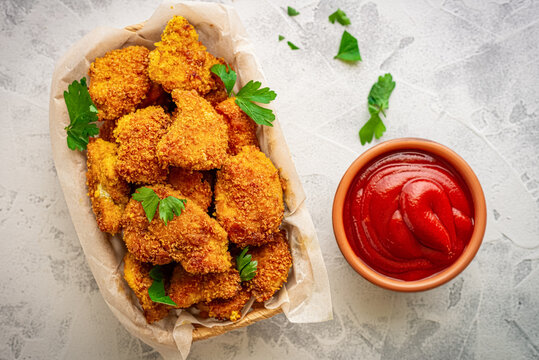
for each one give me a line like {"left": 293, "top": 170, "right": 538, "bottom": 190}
{"left": 1, "top": 0, "right": 538, "bottom": 359}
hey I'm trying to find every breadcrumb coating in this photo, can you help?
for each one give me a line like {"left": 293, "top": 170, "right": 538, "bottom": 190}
{"left": 168, "top": 167, "right": 212, "bottom": 212}
{"left": 114, "top": 106, "right": 172, "bottom": 184}
{"left": 148, "top": 16, "right": 225, "bottom": 94}
{"left": 215, "top": 98, "right": 260, "bottom": 155}
{"left": 157, "top": 90, "right": 228, "bottom": 170}
{"left": 137, "top": 82, "right": 172, "bottom": 111}
{"left": 122, "top": 196, "right": 173, "bottom": 265}
{"left": 215, "top": 146, "right": 284, "bottom": 246}
{"left": 247, "top": 231, "right": 292, "bottom": 302}
{"left": 123, "top": 184, "right": 232, "bottom": 273}
{"left": 123, "top": 253, "right": 171, "bottom": 323}
{"left": 86, "top": 138, "right": 130, "bottom": 234}
{"left": 89, "top": 46, "right": 151, "bottom": 121}
{"left": 197, "top": 286, "right": 251, "bottom": 321}
{"left": 168, "top": 265, "right": 241, "bottom": 308}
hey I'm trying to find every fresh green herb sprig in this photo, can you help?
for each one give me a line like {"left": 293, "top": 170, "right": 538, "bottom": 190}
{"left": 132, "top": 187, "right": 187, "bottom": 225}
{"left": 63, "top": 78, "right": 99, "bottom": 151}
{"left": 287, "top": 6, "right": 300, "bottom": 16}
{"left": 236, "top": 247, "right": 258, "bottom": 282}
{"left": 334, "top": 30, "right": 362, "bottom": 62}
{"left": 329, "top": 9, "right": 351, "bottom": 25}
{"left": 278, "top": 35, "right": 285, "bottom": 41}
{"left": 211, "top": 64, "right": 277, "bottom": 127}
{"left": 148, "top": 266, "right": 177, "bottom": 306}
{"left": 287, "top": 41, "right": 300, "bottom": 50}
{"left": 359, "top": 73, "right": 396, "bottom": 145}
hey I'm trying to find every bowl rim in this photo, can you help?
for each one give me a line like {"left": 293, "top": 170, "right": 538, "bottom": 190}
{"left": 332, "top": 137, "right": 487, "bottom": 292}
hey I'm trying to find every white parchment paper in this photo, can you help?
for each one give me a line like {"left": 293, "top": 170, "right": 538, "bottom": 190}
{"left": 49, "top": 1, "right": 332, "bottom": 359}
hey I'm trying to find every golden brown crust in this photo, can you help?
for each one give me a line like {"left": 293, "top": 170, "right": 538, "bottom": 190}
{"left": 123, "top": 184, "right": 232, "bottom": 273}
{"left": 148, "top": 16, "right": 224, "bottom": 94}
{"left": 168, "top": 265, "right": 241, "bottom": 308}
{"left": 168, "top": 167, "right": 212, "bottom": 212}
{"left": 114, "top": 106, "right": 172, "bottom": 184}
{"left": 215, "top": 98, "right": 259, "bottom": 155}
{"left": 215, "top": 146, "right": 284, "bottom": 246}
{"left": 197, "top": 286, "right": 251, "bottom": 321}
{"left": 86, "top": 138, "right": 130, "bottom": 234}
{"left": 157, "top": 90, "right": 228, "bottom": 170}
{"left": 247, "top": 231, "right": 292, "bottom": 302}
{"left": 137, "top": 82, "right": 172, "bottom": 111}
{"left": 123, "top": 253, "right": 172, "bottom": 323}
{"left": 89, "top": 46, "right": 151, "bottom": 121}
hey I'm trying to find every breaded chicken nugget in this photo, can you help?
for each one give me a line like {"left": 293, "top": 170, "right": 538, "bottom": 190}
{"left": 157, "top": 90, "right": 228, "bottom": 170}
{"left": 114, "top": 106, "right": 172, "bottom": 184}
{"left": 215, "top": 98, "right": 259, "bottom": 155}
{"left": 123, "top": 185, "right": 232, "bottom": 273}
{"left": 215, "top": 146, "right": 284, "bottom": 246}
{"left": 148, "top": 16, "right": 224, "bottom": 94}
{"left": 247, "top": 231, "right": 292, "bottom": 302}
{"left": 197, "top": 286, "right": 251, "bottom": 321}
{"left": 168, "top": 167, "right": 212, "bottom": 211}
{"left": 86, "top": 138, "right": 130, "bottom": 234}
{"left": 122, "top": 196, "right": 173, "bottom": 265}
{"left": 123, "top": 253, "right": 171, "bottom": 323}
{"left": 168, "top": 265, "right": 241, "bottom": 308}
{"left": 89, "top": 46, "right": 151, "bottom": 121}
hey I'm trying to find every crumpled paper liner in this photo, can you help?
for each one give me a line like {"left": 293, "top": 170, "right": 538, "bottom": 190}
{"left": 49, "top": 1, "right": 332, "bottom": 359}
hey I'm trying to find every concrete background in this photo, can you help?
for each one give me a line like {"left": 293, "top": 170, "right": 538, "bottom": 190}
{"left": 1, "top": 0, "right": 538, "bottom": 359}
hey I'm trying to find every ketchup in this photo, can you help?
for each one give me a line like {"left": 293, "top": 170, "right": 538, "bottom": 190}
{"left": 343, "top": 150, "right": 474, "bottom": 281}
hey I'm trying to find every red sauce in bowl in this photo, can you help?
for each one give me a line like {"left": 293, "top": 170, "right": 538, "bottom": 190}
{"left": 343, "top": 150, "right": 475, "bottom": 281}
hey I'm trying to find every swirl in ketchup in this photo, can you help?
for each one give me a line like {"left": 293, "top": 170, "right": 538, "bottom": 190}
{"left": 343, "top": 150, "right": 474, "bottom": 281}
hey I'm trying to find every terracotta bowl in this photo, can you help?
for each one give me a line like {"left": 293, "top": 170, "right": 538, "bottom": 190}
{"left": 332, "top": 138, "right": 487, "bottom": 292}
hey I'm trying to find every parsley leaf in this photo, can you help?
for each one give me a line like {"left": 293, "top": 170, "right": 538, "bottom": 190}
{"left": 132, "top": 187, "right": 187, "bottom": 225}
{"left": 148, "top": 266, "right": 177, "bottom": 306}
{"left": 287, "top": 6, "right": 299, "bottom": 16}
{"left": 278, "top": 35, "right": 285, "bottom": 41}
{"left": 287, "top": 41, "right": 300, "bottom": 50}
{"left": 132, "top": 187, "right": 160, "bottom": 223}
{"left": 329, "top": 9, "right": 351, "bottom": 25}
{"left": 211, "top": 65, "right": 278, "bottom": 127}
{"left": 235, "top": 81, "right": 277, "bottom": 126}
{"left": 236, "top": 247, "right": 258, "bottom": 282}
{"left": 211, "top": 64, "right": 237, "bottom": 96}
{"left": 359, "top": 73, "right": 396, "bottom": 145}
{"left": 334, "top": 30, "right": 362, "bottom": 62}
{"left": 63, "top": 77, "right": 99, "bottom": 151}
{"left": 159, "top": 196, "right": 187, "bottom": 226}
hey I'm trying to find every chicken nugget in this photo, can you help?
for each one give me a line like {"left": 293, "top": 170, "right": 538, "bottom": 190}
{"left": 215, "top": 146, "right": 284, "bottom": 246}
{"left": 123, "top": 253, "right": 172, "bottom": 323}
{"left": 114, "top": 106, "right": 172, "bottom": 184}
{"left": 168, "top": 167, "right": 212, "bottom": 211}
{"left": 86, "top": 138, "right": 130, "bottom": 234}
{"left": 197, "top": 286, "right": 251, "bottom": 321}
{"left": 137, "top": 82, "right": 173, "bottom": 111}
{"left": 122, "top": 195, "right": 173, "bottom": 265}
{"left": 168, "top": 265, "right": 241, "bottom": 308}
{"left": 148, "top": 16, "right": 224, "bottom": 94}
{"left": 247, "top": 231, "right": 292, "bottom": 302}
{"left": 215, "top": 98, "right": 259, "bottom": 155}
{"left": 89, "top": 46, "right": 151, "bottom": 121}
{"left": 123, "top": 185, "right": 231, "bottom": 273}
{"left": 157, "top": 90, "right": 228, "bottom": 170}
